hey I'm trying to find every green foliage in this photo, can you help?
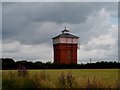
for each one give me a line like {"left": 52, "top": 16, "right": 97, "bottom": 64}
{"left": 2, "top": 58, "right": 120, "bottom": 69}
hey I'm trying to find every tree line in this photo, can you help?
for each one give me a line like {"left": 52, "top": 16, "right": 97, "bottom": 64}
{"left": 1, "top": 58, "right": 120, "bottom": 70}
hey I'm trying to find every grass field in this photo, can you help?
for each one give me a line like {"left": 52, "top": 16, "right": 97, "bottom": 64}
{"left": 0, "top": 70, "right": 2, "bottom": 89}
{"left": 2, "top": 69, "right": 119, "bottom": 88}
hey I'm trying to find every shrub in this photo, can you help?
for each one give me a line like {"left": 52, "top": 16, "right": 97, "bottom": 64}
{"left": 40, "top": 70, "right": 50, "bottom": 81}
{"left": 58, "top": 72, "right": 66, "bottom": 87}
{"left": 17, "top": 64, "right": 29, "bottom": 77}
{"left": 66, "top": 71, "right": 75, "bottom": 88}
{"left": 58, "top": 71, "right": 75, "bottom": 88}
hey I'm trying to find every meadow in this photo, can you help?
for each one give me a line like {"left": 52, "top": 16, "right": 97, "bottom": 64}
{"left": 2, "top": 69, "right": 119, "bottom": 88}
{"left": 0, "top": 70, "right": 2, "bottom": 90}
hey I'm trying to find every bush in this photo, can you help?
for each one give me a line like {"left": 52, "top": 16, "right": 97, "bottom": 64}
{"left": 58, "top": 71, "right": 75, "bottom": 88}
{"left": 17, "top": 65, "right": 29, "bottom": 77}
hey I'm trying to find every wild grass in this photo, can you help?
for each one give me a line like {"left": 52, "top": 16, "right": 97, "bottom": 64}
{"left": 2, "top": 69, "right": 119, "bottom": 89}
{"left": 0, "top": 70, "right": 2, "bottom": 89}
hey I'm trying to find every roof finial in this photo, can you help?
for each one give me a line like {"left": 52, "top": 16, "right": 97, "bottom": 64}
{"left": 65, "top": 26, "right": 67, "bottom": 30}
{"left": 62, "top": 27, "right": 69, "bottom": 34}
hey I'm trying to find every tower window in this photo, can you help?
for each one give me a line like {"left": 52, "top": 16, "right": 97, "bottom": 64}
{"left": 68, "top": 50, "right": 71, "bottom": 61}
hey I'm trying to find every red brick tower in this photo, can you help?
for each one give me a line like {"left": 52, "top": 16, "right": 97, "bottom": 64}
{"left": 52, "top": 27, "right": 79, "bottom": 64}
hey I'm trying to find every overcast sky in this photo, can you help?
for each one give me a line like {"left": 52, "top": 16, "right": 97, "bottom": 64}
{"left": 2, "top": 2, "right": 118, "bottom": 63}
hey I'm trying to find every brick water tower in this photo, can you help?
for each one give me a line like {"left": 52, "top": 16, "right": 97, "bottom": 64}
{"left": 52, "top": 27, "right": 79, "bottom": 64}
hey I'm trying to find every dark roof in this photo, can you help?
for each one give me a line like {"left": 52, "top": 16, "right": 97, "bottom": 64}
{"left": 62, "top": 29, "right": 69, "bottom": 33}
{"left": 52, "top": 33, "right": 79, "bottom": 39}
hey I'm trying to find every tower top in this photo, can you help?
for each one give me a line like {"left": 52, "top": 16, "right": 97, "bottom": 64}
{"left": 52, "top": 27, "right": 79, "bottom": 39}
{"left": 62, "top": 27, "right": 69, "bottom": 33}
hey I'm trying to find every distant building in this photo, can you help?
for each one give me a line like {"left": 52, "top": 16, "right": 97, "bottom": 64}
{"left": 52, "top": 27, "right": 79, "bottom": 64}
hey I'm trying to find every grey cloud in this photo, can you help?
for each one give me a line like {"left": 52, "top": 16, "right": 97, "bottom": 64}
{"left": 83, "top": 44, "right": 112, "bottom": 51}
{"left": 2, "top": 2, "right": 117, "bottom": 45}
{"left": 2, "top": 2, "right": 117, "bottom": 42}
{"left": 2, "top": 2, "right": 118, "bottom": 62}
{"left": 0, "top": 2, "right": 2, "bottom": 40}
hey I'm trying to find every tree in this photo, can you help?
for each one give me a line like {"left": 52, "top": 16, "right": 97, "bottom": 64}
{"left": 2, "top": 58, "right": 15, "bottom": 70}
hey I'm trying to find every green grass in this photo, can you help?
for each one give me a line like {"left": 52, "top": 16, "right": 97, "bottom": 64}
{"left": 0, "top": 70, "right": 2, "bottom": 89}
{"left": 2, "top": 69, "right": 119, "bottom": 88}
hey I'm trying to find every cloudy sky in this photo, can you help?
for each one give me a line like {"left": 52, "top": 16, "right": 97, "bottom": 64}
{"left": 2, "top": 2, "right": 118, "bottom": 63}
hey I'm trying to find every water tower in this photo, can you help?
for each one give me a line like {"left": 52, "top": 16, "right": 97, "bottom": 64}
{"left": 52, "top": 27, "right": 79, "bottom": 64}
